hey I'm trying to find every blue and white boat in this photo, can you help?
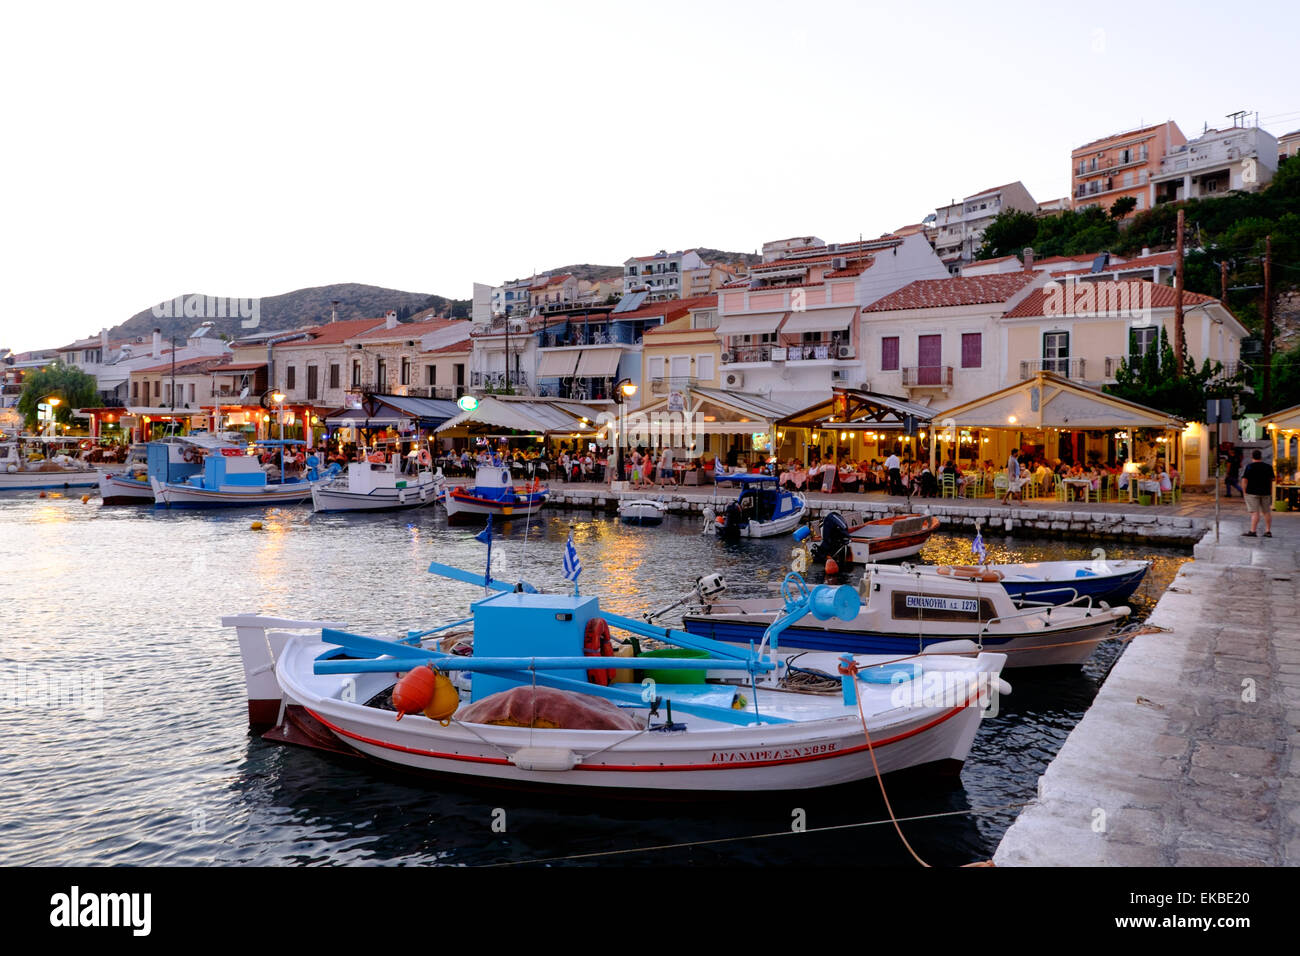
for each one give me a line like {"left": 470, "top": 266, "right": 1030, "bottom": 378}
{"left": 100, "top": 434, "right": 239, "bottom": 505}
{"left": 151, "top": 439, "right": 320, "bottom": 508}
{"left": 907, "top": 559, "right": 1152, "bottom": 608}
{"left": 618, "top": 496, "right": 666, "bottom": 525}
{"left": 711, "top": 473, "right": 805, "bottom": 539}
{"left": 442, "top": 462, "right": 547, "bottom": 525}
{"left": 224, "top": 552, "right": 1010, "bottom": 792}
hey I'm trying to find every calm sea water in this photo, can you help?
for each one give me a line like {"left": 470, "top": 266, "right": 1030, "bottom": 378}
{"left": 0, "top": 492, "right": 1188, "bottom": 866}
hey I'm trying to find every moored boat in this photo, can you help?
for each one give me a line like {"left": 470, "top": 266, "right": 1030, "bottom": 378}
{"left": 151, "top": 439, "right": 319, "bottom": 508}
{"left": 861, "top": 558, "right": 1152, "bottom": 608}
{"left": 618, "top": 496, "right": 666, "bottom": 525}
{"left": 0, "top": 436, "right": 98, "bottom": 491}
{"left": 442, "top": 462, "right": 547, "bottom": 524}
{"left": 100, "top": 434, "right": 239, "bottom": 505}
{"left": 311, "top": 449, "right": 442, "bottom": 513}
{"left": 710, "top": 474, "right": 805, "bottom": 539}
{"left": 813, "top": 511, "right": 940, "bottom": 564}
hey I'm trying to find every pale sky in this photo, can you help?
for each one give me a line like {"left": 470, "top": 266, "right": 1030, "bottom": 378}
{"left": 1, "top": 0, "right": 1296, "bottom": 353}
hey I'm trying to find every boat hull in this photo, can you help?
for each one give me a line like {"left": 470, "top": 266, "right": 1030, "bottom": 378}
{"left": 98, "top": 473, "right": 153, "bottom": 505}
{"left": 152, "top": 477, "right": 317, "bottom": 508}
{"left": 0, "top": 469, "right": 99, "bottom": 491}
{"left": 312, "top": 479, "right": 441, "bottom": 513}
{"left": 619, "top": 500, "right": 666, "bottom": 525}
{"left": 443, "top": 489, "right": 547, "bottom": 524}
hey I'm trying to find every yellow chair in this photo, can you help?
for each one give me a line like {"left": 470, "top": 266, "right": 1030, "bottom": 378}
{"left": 941, "top": 473, "right": 958, "bottom": 499}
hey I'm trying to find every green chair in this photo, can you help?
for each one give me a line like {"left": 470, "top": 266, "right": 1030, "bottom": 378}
{"left": 1053, "top": 475, "right": 1068, "bottom": 501}
{"left": 941, "top": 474, "right": 957, "bottom": 499}
{"left": 993, "top": 473, "right": 1009, "bottom": 499}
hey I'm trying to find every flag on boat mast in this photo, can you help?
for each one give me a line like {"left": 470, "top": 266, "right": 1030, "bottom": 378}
{"left": 563, "top": 527, "right": 582, "bottom": 595}
{"left": 476, "top": 515, "right": 494, "bottom": 587}
{"left": 972, "top": 522, "right": 987, "bottom": 565}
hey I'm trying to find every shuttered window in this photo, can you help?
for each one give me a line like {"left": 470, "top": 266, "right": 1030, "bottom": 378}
{"left": 961, "top": 333, "right": 982, "bottom": 368}
{"left": 881, "top": 336, "right": 899, "bottom": 371}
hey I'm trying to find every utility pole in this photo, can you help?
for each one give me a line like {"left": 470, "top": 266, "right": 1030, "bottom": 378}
{"left": 1220, "top": 260, "right": 1229, "bottom": 303}
{"left": 1264, "top": 235, "right": 1273, "bottom": 411}
{"left": 1173, "top": 208, "right": 1185, "bottom": 377}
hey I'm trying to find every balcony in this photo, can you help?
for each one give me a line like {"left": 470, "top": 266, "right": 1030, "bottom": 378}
{"left": 785, "top": 342, "right": 853, "bottom": 362}
{"left": 901, "top": 366, "right": 954, "bottom": 391}
{"left": 405, "top": 385, "right": 459, "bottom": 400}
{"left": 536, "top": 377, "right": 614, "bottom": 402}
{"left": 721, "top": 345, "right": 771, "bottom": 365}
{"left": 1020, "top": 358, "right": 1087, "bottom": 380}
{"left": 649, "top": 376, "right": 698, "bottom": 395}
{"left": 469, "top": 371, "right": 533, "bottom": 395}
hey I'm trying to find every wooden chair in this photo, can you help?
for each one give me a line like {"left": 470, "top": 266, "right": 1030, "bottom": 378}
{"left": 941, "top": 473, "right": 958, "bottom": 499}
{"left": 993, "top": 473, "right": 1009, "bottom": 499}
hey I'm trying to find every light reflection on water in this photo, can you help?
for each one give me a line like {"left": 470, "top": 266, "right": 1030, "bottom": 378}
{"left": 0, "top": 494, "right": 1190, "bottom": 866}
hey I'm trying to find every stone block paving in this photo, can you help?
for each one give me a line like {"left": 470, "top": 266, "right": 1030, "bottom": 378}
{"left": 994, "top": 509, "right": 1300, "bottom": 866}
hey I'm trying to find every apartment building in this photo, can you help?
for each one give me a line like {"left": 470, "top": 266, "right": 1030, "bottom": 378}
{"left": 932, "top": 182, "right": 1038, "bottom": 271}
{"left": 1151, "top": 125, "right": 1279, "bottom": 205}
{"left": 1071, "top": 121, "right": 1186, "bottom": 216}
{"left": 622, "top": 249, "right": 705, "bottom": 301}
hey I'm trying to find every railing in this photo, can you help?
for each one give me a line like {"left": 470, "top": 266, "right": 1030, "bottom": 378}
{"left": 901, "top": 366, "right": 954, "bottom": 388}
{"left": 1104, "top": 355, "right": 1127, "bottom": 378}
{"left": 649, "top": 376, "right": 697, "bottom": 395}
{"left": 405, "top": 385, "right": 458, "bottom": 400}
{"left": 1020, "top": 358, "right": 1087, "bottom": 380}
{"left": 470, "top": 371, "right": 532, "bottom": 395}
{"left": 721, "top": 345, "right": 771, "bottom": 364}
{"left": 786, "top": 343, "right": 850, "bottom": 362}
{"left": 535, "top": 377, "right": 613, "bottom": 402}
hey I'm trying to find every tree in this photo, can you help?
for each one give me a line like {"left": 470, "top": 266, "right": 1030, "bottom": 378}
{"left": 16, "top": 362, "right": 103, "bottom": 430}
{"left": 1109, "top": 196, "right": 1137, "bottom": 219}
{"left": 1105, "top": 327, "right": 1246, "bottom": 422}
{"left": 976, "top": 209, "right": 1037, "bottom": 260}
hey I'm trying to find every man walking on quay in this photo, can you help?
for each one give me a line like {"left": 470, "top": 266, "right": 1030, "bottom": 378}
{"left": 1002, "top": 446, "right": 1027, "bottom": 505}
{"left": 885, "top": 450, "right": 902, "bottom": 496}
{"left": 1241, "top": 449, "right": 1274, "bottom": 537}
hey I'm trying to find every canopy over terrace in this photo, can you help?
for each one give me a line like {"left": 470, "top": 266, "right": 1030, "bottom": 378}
{"left": 632, "top": 386, "right": 796, "bottom": 463}
{"left": 776, "top": 388, "right": 936, "bottom": 465}
{"left": 935, "top": 371, "right": 1187, "bottom": 474}
{"left": 1261, "top": 403, "right": 1300, "bottom": 471}
{"left": 435, "top": 395, "right": 602, "bottom": 440}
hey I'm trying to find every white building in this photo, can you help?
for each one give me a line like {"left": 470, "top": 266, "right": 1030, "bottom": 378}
{"left": 1151, "top": 125, "right": 1279, "bottom": 205}
{"left": 932, "top": 182, "right": 1038, "bottom": 272}
{"left": 622, "top": 249, "right": 705, "bottom": 301}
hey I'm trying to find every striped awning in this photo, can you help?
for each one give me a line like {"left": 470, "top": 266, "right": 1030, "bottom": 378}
{"left": 575, "top": 348, "right": 622, "bottom": 378}
{"left": 537, "top": 349, "right": 581, "bottom": 377}
{"left": 779, "top": 306, "right": 858, "bottom": 334}
{"left": 716, "top": 311, "right": 787, "bottom": 337}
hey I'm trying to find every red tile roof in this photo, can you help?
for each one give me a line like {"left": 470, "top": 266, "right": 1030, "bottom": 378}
{"left": 131, "top": 355, "right": 232, "bottom": 375}
{"left": 963, "top": 254, "right": 1022, "bottom": 269}
{"left": 216, "top": 361, "right": 268, "bottom": 372}
{"left": 863, "top": 272, "right": 1040, "bottom": 312}
{"left": 277, "top": 316, "right": 388, "bottom": 346}
{"left": 349, "top": 317, "right": 468, "bottom": 341}
{"left": 608, "top": 294, "right": 717, "bottom": 325}
{"left": 1051, "top": 251, "right": 1177, "bottom": 278}
{"left": 1031, "top": 254, "right": 1100, "bottom": 266}
{"left": 423, "top": 336, "right": 472, "bottom": 354}
{"left": 1005, "top": 280, "right": 1217, "bottom": 318}
{"left": 1072, "top": 122, "right": 1172, "bottom": 154}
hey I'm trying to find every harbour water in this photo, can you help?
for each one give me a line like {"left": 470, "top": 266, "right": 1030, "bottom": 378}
{"left": 0, "top": 494, "right": 1189, "bottom": 866}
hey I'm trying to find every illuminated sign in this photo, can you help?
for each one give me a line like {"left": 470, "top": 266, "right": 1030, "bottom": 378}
{"left": 457, "top": 395, "right": 479, "bottom": 412}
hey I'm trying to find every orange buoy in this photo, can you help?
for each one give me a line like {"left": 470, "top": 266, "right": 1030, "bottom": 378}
{"left": 81, "top": 494, "right": 90, "bottom": 503}
{"left": 825, "top": 557, "right": 840, "bottom": 576}
{"left": 38, "top": 491, "right": 47, "bottom": 498}
{"left": 422, "top": 672, "right": 459, "bottom": 724}
{"left": 392, "top": 666, "right": 436, "bottom": 720}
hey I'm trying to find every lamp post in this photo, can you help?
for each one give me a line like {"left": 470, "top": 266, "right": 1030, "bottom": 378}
{"left": 42, "top": 396, "right": 61, "bottom": 438}
{"left": 612, "top": 377, "right": 637, "bottom": 486}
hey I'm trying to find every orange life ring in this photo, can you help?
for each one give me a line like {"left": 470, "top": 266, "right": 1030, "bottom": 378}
{"left": 220, "top": 447, "right": 243, "bottom": 457}
{"left": 583, "top": 617, "right": 615, "bottom": 686}
{"left": 419, "top": 449, "right": 432, "bottom": 466}
{"left": 368, "top": 452, "right": 386, "bottom": 464}
{"left": 937, "top": 565, "right": 1004, "bottom": 583}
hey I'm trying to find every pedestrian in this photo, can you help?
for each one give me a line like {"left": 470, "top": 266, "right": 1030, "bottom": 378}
{"left": 1002, "top": 445, "right": 1027, "bottom": 505}
{"left": 885, "top": 450, "right": 901, "bottom": 496}
{"left": 1225, "top": 448, "right": 1242, "bottom": 497}
{"left": 1241, "top": 449, "right": 1274, "bottom": 538}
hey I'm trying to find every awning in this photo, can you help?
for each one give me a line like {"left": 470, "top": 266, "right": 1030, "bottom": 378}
{"left": 435, "top": 396, "right": 597, "bottom": 436}
{"left": 537, "top": 349, "right": 581, "bottom": 377}
{"left": 575, "top": 348, "right": 622, "bottom": 378}
{"left": 938, "top": 371, "right": 1184, "bottom": 429}
{"left": 716, "top": 311, "right": 787, "bottom": 337}
{"left": 779, "top": 306, "right": 858, "bottom": 334}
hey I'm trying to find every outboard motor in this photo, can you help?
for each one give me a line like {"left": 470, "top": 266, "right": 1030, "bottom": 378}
{"left": 813, "top": 510, "right": 851, "bottom": 564}
{"left": 718, "top": 501, "right": 745, "bottom": 540}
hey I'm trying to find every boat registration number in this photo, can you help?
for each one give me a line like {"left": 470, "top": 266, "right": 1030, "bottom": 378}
{"left": 904, "top": 596, "right": 977, "bottom": 613}
{"left": 709, "top": 742, "right": 838, "bottom": 764}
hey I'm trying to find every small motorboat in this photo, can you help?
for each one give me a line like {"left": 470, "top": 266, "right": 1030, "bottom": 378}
{"left": 710, "top": 474, "right": 805, "bottom": 540}
{"left": 224, "top": 562, "right": 1009, "bottom": 793}
{"left": 0, "top": 436, "right": 98, "bottom": 491}
{"left": 859, "top": 558, "right": 1152, "bottom": 608}
{"left": 312, "top": 449, "right": 442, "bottom": 513}
{"left": 618, "top": 496, "right": 666, "bottom": 525}
{"left": 442, "top": 462, "right": 547, "bottom": 525}
{"left": 151, "top": 439, "right": 319, "bottom": 508}
{"left": 813, "top": 511, "right": 940, "bottom": 564}
{"left": 680, "top": 562, "right": 1131, "bottom": 668}
{"left": 100, "top": 434, "right": 240, "bottom": 505}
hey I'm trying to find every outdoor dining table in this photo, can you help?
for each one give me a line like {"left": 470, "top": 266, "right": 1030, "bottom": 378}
{"left": 1061, "top": 477, "right": 1094, "bottom": 501}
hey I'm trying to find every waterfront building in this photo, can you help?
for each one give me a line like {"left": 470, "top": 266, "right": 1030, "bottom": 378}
{"left": 55, "top": 325, "right": 230, "bottom": 407}
{"left": 622, "top": 249, "right": 706, "bottom": 301}
{"left": 1071, "top": 121, "right": 1186, "bottom": 216}
{"left": 1150, "top": 124, "right": 1279, "bottom": 205}
{"left": 715, "top": 233, "right": 949, "bottom": 409}
{"left": 639, "top": 295, "right": 721, "bottom": 404}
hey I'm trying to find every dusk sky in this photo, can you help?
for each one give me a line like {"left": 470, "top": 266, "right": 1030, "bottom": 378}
{"left": 2, "top": 0, "right": 1297, "bottom": 352}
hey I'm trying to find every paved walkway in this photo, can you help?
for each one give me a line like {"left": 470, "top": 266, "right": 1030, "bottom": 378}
{"left": 993, "top": 509, "right": 1300, "bottom": 866}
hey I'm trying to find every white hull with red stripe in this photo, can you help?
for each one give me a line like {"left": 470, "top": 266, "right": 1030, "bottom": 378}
{"left": 226, "top": 615, "right": 1008, "bottom": 793}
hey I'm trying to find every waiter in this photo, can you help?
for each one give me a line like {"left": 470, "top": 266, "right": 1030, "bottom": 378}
{"left": 885, "top": 450, "right": 902, "bottom": 496}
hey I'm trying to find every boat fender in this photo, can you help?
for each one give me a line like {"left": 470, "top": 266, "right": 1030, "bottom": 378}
{"left": 422, "top": 671, "right": 459, "bottom": 725}
{"left": 392, "top": 665, "right": 437, "bottom": 720}
{"left": 584, "top": 617, "right": 615, "bottom": 685}
{"left": 368, "top": 452, "right": 386, "bottom": 464}
{"left": 937, "top": 565, "right": 1003, "bottom": 583}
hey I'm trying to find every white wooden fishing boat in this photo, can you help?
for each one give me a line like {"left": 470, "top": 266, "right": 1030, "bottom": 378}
{"left": 681, "top": 563, "right": 1130, "bottom": 668}
{"left": 0, "top": 437, "right": 98, "bottom": 491}
{"left": 312, "top": 451, "right": 442, "bottom": 513}
{"left": 225, "top": 565, "right": 1009, "bottom": 793}
{"left": 618, "top": 497, "right": 666, "bottom": 525}
{"left": 813, "top": 512, "right": 941, "bottom": 564}
{"left": 710, "top": 474, "right": 806, "bottom": 539}
{"left": 857, "top": 558, "right": 1152, "bottom": 608}
{"left": 100, "top": 434, "right": 240, "bottom": 505}
{"left": 151, "top": 439, "right": 319, "bottom": 508}
{"left": 442, "top": 463, "right": 547, "bottom": 524}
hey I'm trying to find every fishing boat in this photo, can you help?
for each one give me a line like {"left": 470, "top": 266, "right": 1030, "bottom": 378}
{"left": 224, "top": 562, "right": 1009, "bottom": 793}
{"left": 679, "top": 562, "right": 1131, "bottom": 668}
{"left": 442, "top": 462, "right": 547, "bottom": 525}
{"left": 859, "top": 558, "right": 1152, "bottom": 608}
{"left": 0, "top": 436, "right": 99, "bottom": 491}
{"left": 151, "top": 439, "right": 319, "bottom": 508}
{"left": 311, "top": 449, "right": 442, "bottom": 513}
{"left": 618, "top": 496, "right": 666, "bottom": 525}
{"left": 710, "top": 474, "right": 805, "bottom": 539}
{"left": 99, "top": 434, "right": 239, "bottom": 505}
{"left": 813, "top": 512, "right": 940, "bottom": 564}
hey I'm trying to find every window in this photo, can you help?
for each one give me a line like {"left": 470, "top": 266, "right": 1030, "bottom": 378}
{"left": 307, "top": 365, "right": 318, "bottom": 400}
{"left": 648, "top": 356, "right": 665, "bottom": 381}
{"left": 881, "top": 336, "right": 899, "bottom": 371}
{"left": 351, "top": 360, "right": 361, "bottom": 387}
{"left": 426, "top": 365, "right": 437, "bottom": 386}
{"left": 1043, "top": 331, "right": 1069, "bottom": 374}
{"left": 1123, "top": 172, "right": 1133, "bottom": 188}
{"left": 961, "top": 332, "right": 982, "bottom": 369}
{"left": 188, "top": 384, "right": 195, "bottom": 403}
{"left": 696, "top": 353, "right": 715, "bottom": 382}
{"left": 400, "top": 357, "right": 410, "bottom": 385}
{"left": 1130, "top": 326, "right": 1158, "bottom": 361}
{"left": 154, "top": 380, "right": 160, "bottom": 398}
{"left": 329, "top": 364, "right": 340, "bottom": 389}
{"left": 286, "top": 366, "right": 295, "bottom": 390}
{"left": 376, "top": 359, "right": 387, "bottom": 386}
{"left": 132, "top": 381, "right": 138, "bottom": 400}
{"left": 691, "top": 310, "right": 718, "bottom": 330}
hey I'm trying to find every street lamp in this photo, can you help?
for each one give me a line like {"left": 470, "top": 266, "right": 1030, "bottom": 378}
{"left": 271, "top": 391, "right": 286, "bottom": 441}
{"left": 611, "top": 378, "right": 637, "bottom": 486}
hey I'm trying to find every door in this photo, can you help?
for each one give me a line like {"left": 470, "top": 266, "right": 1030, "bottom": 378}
{"left": 1043, "top": 332, "right": 1069, "bottom": 375}
{"left": 918, "top": 335, "right": 942, "bottom": 385}
{"left": 307, "top": 365, "right": 318, "bottom": 401}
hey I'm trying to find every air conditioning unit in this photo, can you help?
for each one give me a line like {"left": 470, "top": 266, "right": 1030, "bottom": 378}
{"left": 723, "top": 371, "right": 744, "bottom": 388}
{"left": 509, "top": 318, "right": 527, "bottom": 333}
{"left": 770, "top": 346, "right": 787, "bottom": 361}
{"left": 837, "top": 345, "right": 855, "bottom": 359}
{"left": 832, "top": 257, "right": 848, "bottom": 271}
{"left": 720, "top": 351, "right": 734, "bottom": 364}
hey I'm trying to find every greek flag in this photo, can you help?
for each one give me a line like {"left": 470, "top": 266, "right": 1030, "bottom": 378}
{"left": 476, "top": 515, "right": 493, "bottom": 586}
{"left": 972, "top": 528, "right": 987, "bottom": 565}
{"left": 563, "top": 530, "right": 582, "bottom": 582}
